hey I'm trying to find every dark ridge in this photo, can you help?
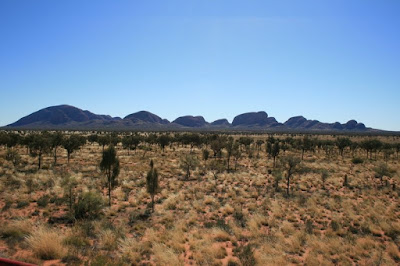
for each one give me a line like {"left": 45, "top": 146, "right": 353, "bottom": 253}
{"left": 232, "top": 111, "right": 269, "bottom": 126}
{"left": 8, "top": 105, "right": 114, "bottom": 127}
{"left": 124, "top": 111, "right": 169, "bottom": 124}
{"left": 211, "top": 119, "right": 231, "bottom": 126}
{"left": 4, "top": 104, "right": 381, "bottom": 133}
{"left": 172, "top": 116, "right": 208, "bottom": 127}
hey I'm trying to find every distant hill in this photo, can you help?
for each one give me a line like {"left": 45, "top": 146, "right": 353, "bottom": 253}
{"left": 3, "top": 104, "right": 387, "bottom": 133}
{"left": 124, "top": 111, "right": 169, "bottom": 124}
{"left": 8, "top": 105, "right": 117, "bottom": 127}
{"left": 283, "top": 116, "right": 366, "bottom": 131}
{"left": 211, "top": 119, "right": 231, "bottom": 126}
{"left": 232, "top": 111, "right": 281, "bottom": 128}
{"left": 172, "top": 116, "right": 208, "bottom": 127}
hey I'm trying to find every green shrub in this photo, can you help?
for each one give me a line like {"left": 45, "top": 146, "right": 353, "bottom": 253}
{"left": 0, "top": 220, "right": 32, "bottom": 241}
{"left": 235, "top": 245, "right": 256, "bottom": 266}
{"left": 61, "top": 254, "right": 81, "bottom": 264}
{"left": 74, "top": 191, "right": 104, "bottom": 220}
{"left": 352, "top": 157, "right": 364, "bottom": 164}
{"left": 64, "top": 234, "right": 90, "bottom": 248}
{"left": 331, "top": 220, "right": 340, "bottom": 231}
{"left": 5, "top": 175, "right": 21, "bottom": 189}
{"left": 2, "top": 198, "right": 12, "bottom": 211}
{"left": 78, "top": 221, "right": 96, "bottom": 238}
{"left": 233, "top": 208, "right": 246, "bottom": 227}
{"left": 305, "top": 219, "right": 314, "bottom": 234}
{"left": 5, "top": 149, "right": 21, "bottom": 166}
{"left": 17, "top": 200, "right": 29, "bottom": 208}
{"left": 37, "top": 195, "right": 50, "bottom": 208}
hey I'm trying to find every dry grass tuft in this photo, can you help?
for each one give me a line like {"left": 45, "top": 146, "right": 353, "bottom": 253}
{"left": 118, "top": 237, "right": 144, "bottom": 263}
{"left": 152, "top": 242, "right": 183, "bottom": 266}
{"left": 26, "top": 226, "right": 67, "bottom": 260}
{"left": 0, "top": 219, "right": 33, "bottom": 240}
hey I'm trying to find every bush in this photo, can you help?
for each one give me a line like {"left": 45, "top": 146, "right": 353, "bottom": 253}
{"left": 17, "top": 200, "right": 29, "bottom": 209}
{"left": 2, "top": 198, "right": 12, "bottom": 211}
{"left": 0, "top": 220, "right": 32, "bottom": 241}
{"left": 26, "top": 227, "right": 67, "bottom": 260}
{"left": 235, "top": 245, "right": 256, "bottom": 266}
{"left": 64, "top": 234, "right": 90, "bottom": 248}
{"left": 202, "top": 149, "right": 210, "bottom": 161}
{"left": 37, "top": 195, "right": 50, "bottom": 208}
{"left": 305, "top": 219, "right": 314, "bottom": 234}
{"left": 331, "top": 220, "right": 340, "bottom": 231}
{"left": 352, "top": 157, "right": 364, "bottom": 164}
{"left": 5, "top": 149, "right": 21, "bottom": 166}
{"left": 74, "top": 191, "right": 104, "bottom": 220}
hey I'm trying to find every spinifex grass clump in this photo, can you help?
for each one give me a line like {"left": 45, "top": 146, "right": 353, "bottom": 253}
{"left": 26, "top": 227, "right": 67, "bottom": 260}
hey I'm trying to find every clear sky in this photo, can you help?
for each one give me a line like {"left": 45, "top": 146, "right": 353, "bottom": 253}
{"left": 0, "top": 0, "right": 399, "bottom": 130}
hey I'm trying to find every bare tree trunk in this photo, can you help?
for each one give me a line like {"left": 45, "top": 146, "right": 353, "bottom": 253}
{"left": 54, "top": 147, "right": 57, "bottom": 165}
{"left": 108, "top": 179, "right": 111, "bottom": 207}
{"left": 69, "top": 186, "right": 73, "bottom": 211}
{"left": 38, "top": 153, "right": 42, "bottom": 169}
{"left": 286, "top": 175, "right": 290, "bottom": 196}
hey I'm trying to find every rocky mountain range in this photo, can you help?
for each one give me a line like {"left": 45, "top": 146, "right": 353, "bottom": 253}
{"left": 3, "top": 104, "right": 381, "bottom": 133}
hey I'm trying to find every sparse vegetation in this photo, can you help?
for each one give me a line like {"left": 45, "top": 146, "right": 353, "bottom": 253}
{"left": 0, "top": 130, "right": 399, "bottom": 265}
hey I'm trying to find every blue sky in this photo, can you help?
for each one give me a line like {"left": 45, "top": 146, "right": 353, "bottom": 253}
{"left": 0, "top": 0, "right": 399, "bottom": 130}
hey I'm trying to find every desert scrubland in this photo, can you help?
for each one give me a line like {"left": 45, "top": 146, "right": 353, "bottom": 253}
{"left": 0, "top": 131, "right": 399, "bottom": 265}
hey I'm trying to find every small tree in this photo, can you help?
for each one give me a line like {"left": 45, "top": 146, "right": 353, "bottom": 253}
{"left": 256, "top": 139, "right": 264, "bottom": 156}
{"left": 266, "top": 142, "right": 272, "bottom": 159}
{"left": 321, "top": 170, "right": 329, "bottom": 190}
{"left": 61, "top": 175, "right": 78, "bottom": 212}
{"left": 0, "top": 132, "right": 20, "bottom": 149}
{"left": 299, "top": 136, "right": 314, "bottom": 160}
{"left": 157, "top": 135, "right": 171, "bottom": 152}
{"left": 272, "top": 170, "right": 283, "bottom": 192}
{"left": 202, "top": 149, "right": 210, "bottom": 161}
{"left": 29, "top": 133, "right": 51, "bottom": 169}
{"left": 5, "top": 149, "right": 21, "bottom": 167}
{"left": 280, "top": 155, "right": 301, "bottom": 196}
{"left": 122, "top": 135, "right": 132, "bottom": 155}
{"left": 62, "top": 135, "right": 86, "bottom": 163}
{"left": 382, "top": 143, "right": 394, "bottom": 163}
{"left": 50, "top": 132, "right": 64, "bottom": 165}
{"left": 180, "top": 154, "right": 199, "bottom": 180}
{"left": 122, "top": 134, "right": 142, "bottom": 155}
{"left": 225, "top": 137, "right": 234, "bottom": 171}
{"left": 208, "top": 159, "right": 225, "bottom": 182}
{"left": 146, "top": 160, "right": 159, "bottom": 212}
{"left": 97, "top": 135, "right": 111, "bottom": 152}
{"left": 100, "top": 145, "right": 120, "bottom": 206}
{"left": 238, "top": 137, "right": 253, "bottom": 152}
{"left": 271, "top": 142, "right": 280, "bottom": 168}
{"left": 87, "top": 134, "right": 99, "bottom": 144}
{"left": 361, "top": 139, "right": 382, "bottom": 159}
{"left": 336, "top": 137, "right": 352, "bottom": 158}
{"left": 210, "top": 139, "right": 225, "bottom": 158}
{"left": 232, "top": 142, "right": 241, "bottom": 171}
{"left": 343, "top": 174, "right": 349, "bottom": 187}
{"left": 396, "top": 143, "right": 400, "bottom": 159}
